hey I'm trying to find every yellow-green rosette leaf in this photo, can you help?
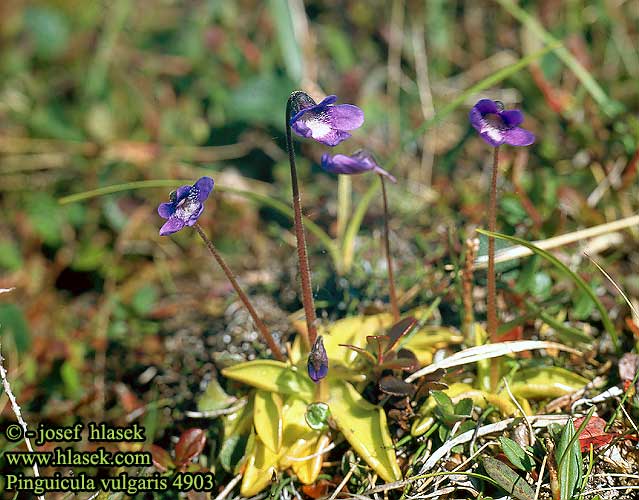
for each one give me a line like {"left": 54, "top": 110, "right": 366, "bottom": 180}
{"left": 510, "top": 366, "right": 589, "bottom": 399}
{"left": 254, "top": 391, "right": 283, "bottom": 453}
{"left": 240, "top": 435, "right": 279, "bottom": 497}
{"left": 401, "top": 326, "right": 463, "bottom": 365}
{"left": 279, "top": 396, "right": 325, "bottom": 485}
{"left": 328, "top": 379, "right": 401, "bottom": 482}
{"left": 221, "top": 360, "right": 314, "bottom": 400}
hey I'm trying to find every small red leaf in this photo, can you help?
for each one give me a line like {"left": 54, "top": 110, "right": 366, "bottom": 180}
{"left": 150, "top": 444, "right": 174, "bottom": 472}
{"left": 175, "top": 428, "right": 207, "bottom": 467}
{"left": 114, "top": 383, "right": 143, "bottom": 413}
{"left": 301, "top": 480, "right": 332, "bottom": 498}
{"left": 574, "top": 416, "right": 614, "bottom": 452}
{"left": 626, "top": 317, "right": 639, "bottom": 338}
{"left": 495, "top": 325, "right": 524, "bottom": 343}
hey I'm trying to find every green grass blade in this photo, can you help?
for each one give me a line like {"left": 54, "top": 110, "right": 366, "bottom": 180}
{"left": 524, "top": 301, "right": 594, "bottom": 345}
{"left": 341, "top": 179, "right": 380, "bottom": 273}
{"left": 268, "top": 0, "right": 303, "bottom": 83}
{"left": 336, "top": 175, "right": 352, "bottom": 241}
{"left": 477, "top": 229, "right": 619, "bottom": 350}
{"left": 58, "top": 179, "right": 189, "bottom": 204}
{"left": 390, "top": 43, "right": 559, "bottom": 165}
{"left": 495, "top": 0, "right": 623, "bottom": 117}
{"left": 58, "top": 180, "right": 340, "bottom": 269}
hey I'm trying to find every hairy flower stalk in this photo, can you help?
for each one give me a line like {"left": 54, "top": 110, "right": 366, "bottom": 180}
{"left": 487, "top": 146, "right": 500, "bottom": 387}
{"left": 469, "top": 98, "right": 535, "bottom": 389}
{"left": 321, "top": 151, "right": 398, "bottom": 319}
{"left": 158, "top": 177, "right": 284, "bottom": 361}
{"left": 285, "top": 93, "right": 318, "bottom": 351}
{"left": 287, "top": 91, "right": 365, "bottom": 383}
{"left": 194, "top": 224, "right": 285, "bottom": 362}
{"left": 380, "top": 174, "right": 400, "bottom": 322}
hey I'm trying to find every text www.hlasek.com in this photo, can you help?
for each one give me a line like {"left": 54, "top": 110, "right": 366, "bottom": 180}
{"left": 5, "top": 447, "right": 152, "bottom": 467}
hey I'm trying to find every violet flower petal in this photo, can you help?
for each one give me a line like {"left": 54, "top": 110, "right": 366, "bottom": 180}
{"left": 307, "top": 336, "right": 328, "bottom": 383}
{"left": 325, "top": 104, "right": 365, "bottom": 131}
{"left": 292, "top": 117, "right": 352, "bottom": 145}
{"left": 321, "top": 152, "right": 397, "bottom": 183}
{"left": 473, "top": 98, "right": 499, "bottom": 115}
{"left": 175, "top": 185, "right": 192, "bottom": 202}
{"left": 502, "top": 127, "right": 535, "bottom": 147}
{"left": 194, "top": 177, "right": 215, "bottom": 202}
{"left": 470, "top": 98, "right": 535, "bottom": 148}
{"left": 479, "top": 130, "right": 505, "bottom": 148}
{"left": 321, "top": 153, "right": 370, "bottom": 174}
{"left": 289, "top": 95, "right": 337, "bottom": 125}
{"left": 308, "top": 362, "right": 328, "bottom": 383}
{"left": 157, "top": 176, "right": 214, "bottom": 236}
{"left": 308, "top": 127, "right": 352, "bottom": 147}
{"left": 289, "top": 94, "right": 364, "bottom": 147}
{"left": 158, "top": 202, "right": 175, "bottom": 219}
{"left": 160, "top": 217, "right": 186, "bottom": 236}
{"left": 500, "top": 109, "right": 524, "bottom": 127}
{"left": 184, "top": 203, "right": 204, "bottom": 226}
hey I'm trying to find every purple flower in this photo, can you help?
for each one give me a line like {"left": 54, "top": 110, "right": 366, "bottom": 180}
{"left": 157, "top": 177, "right": 214, "bottom": 236}
{"left": 321, "top": 150, "right": 397, "bottom": 183}
{"left": 289, "top": 93, "right": 364, "bottom": 147}
{"left": 307, "top": 336, "right": 328, "bottom": 383}
{"left": 469, "top": 99, "right": 535, "bottom": 147}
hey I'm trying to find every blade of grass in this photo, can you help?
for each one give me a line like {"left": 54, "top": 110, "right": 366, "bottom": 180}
{"left": 406, "top": 339, "right": 580, "bottom": 383}
{"left": 58, "top": 180, "right": 340, "bottom": 269}
{"left": 341, "top": 179, "right": 380, "bottom": 273}
{"left": 477, "top": 229, "right": 619, "bottom": 351}
{"left": 524, "top": 301, "right": 594, "bottom": 345}
{"left": 268, "top": 0, "right": 303, "bottom": 83}
{"left": 474, "top": 214, "right": 639, "bottom": 269}
{"left": 495, "top": 0, "right": 623, "bottom": 117}
{"left": 585, "top": 252, "right": 639, "bottom": 324}
{"left": 336, "top": 175, "right": 352, "bottom": 241}
{"left": 84, "top": 0, "right": 130, "bottom": 100}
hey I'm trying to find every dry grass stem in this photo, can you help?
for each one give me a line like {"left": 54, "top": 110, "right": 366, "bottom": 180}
{"left": 474, "top": 214, "right": 639, "bottom": 269}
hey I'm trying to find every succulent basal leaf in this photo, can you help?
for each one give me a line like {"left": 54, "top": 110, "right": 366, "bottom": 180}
{"left": 221, "top": 360, "right": 314, "bottom": 399}
{"left": 328, "top": 379, "right": 402, "bottom": 482}
{"left": 510, "top": 367, "right": 589, "bottom": 399}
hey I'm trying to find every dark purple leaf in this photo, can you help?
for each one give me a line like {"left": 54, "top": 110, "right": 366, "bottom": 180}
{"left": 339, "top": 343, "right": 376, "bottom": 364}
{"left": 379, "top": 375, "right": 416, "bottom": 397}
{"left": 415, "top": 368, "right": 448, "bottom": 398}
{"left": 384, "top": 317, "right": 417, "bottom": 354}
{"left": 379, "top": 357, "right": 420, "bottom": 371}
{"left": 150, "top": 444, "right": 174, "bottom": 472}
{"left": 396, "top": 348, "right": 420, "bottom": 371}
{"left": 366, "top": 335, "right": 389, "bottom": 363}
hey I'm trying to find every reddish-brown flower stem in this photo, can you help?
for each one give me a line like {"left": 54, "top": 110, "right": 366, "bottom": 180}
{"left": 194, "top": 223, "right": 285, "bottom": 361}
{"left": 380, "top": 175, "right": 400, "bottom": 322}
{"left": 285, "top": 95, "right": 317, "bottom": 351}
{"left": 487, "top": 146, "right": 500, "bottom": 388}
